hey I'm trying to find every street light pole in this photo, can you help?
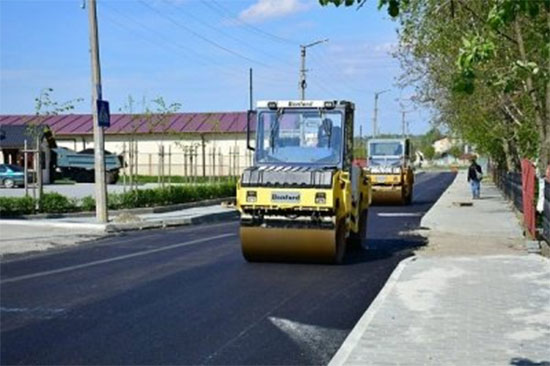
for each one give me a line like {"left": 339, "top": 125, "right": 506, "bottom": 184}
{"left": 372, "top": 89, "right": 390, "bottom": 138}
{"left": 87, "top": 0, "right": 108, "bottom": 223}
{"left": 299, "top": 39, "right": 328, "bottom": 100}
{"left": 401, "top": 109, "right": 414, "bottom": 137}
{"left": 249, "top": 68, "right": 253, "bottom": 110}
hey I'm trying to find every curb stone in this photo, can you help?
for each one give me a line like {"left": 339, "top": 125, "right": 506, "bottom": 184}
{"left": 328, "top": 256, "right": 416, "bottom": 366}
{"left": 1, "top": 197, "right": 236, "bottom": 220}
{"left": 105, "top": 210, "right": 239, "bottom": 233}
{"left": 0, "top": 209, "right": 239, "bottom": 233}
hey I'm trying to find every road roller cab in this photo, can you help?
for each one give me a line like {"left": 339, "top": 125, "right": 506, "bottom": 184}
{"left": 367, "top": 138, "right": 414, "bottom": 205}
{"left": 237, "top": 100, "right": 371, "bottom": 264}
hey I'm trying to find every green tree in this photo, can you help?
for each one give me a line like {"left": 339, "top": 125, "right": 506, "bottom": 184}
{"left": 449, "top": 145, "right": 463, "bottom": 159}
{"left": 423, "top": 145, "right": 435, "bottom": 160}
{"left": 319, "top": 0, "right": 550, "bottom": 175}
{"left": 27, "top": 88, "right": 82, "bottom": 208}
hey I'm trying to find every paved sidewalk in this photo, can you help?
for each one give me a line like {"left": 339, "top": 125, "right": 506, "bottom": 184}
{"left": 0, "top": 204, "right": 237, "bottom": 256}
{"left": 420, "top": 171, "right": 526, "bottom": 256}
{"left": 331, "top": 171, "right": 550, "bottom": 366}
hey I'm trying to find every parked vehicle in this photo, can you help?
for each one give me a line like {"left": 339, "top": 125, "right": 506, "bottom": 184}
{"left": 0, "top": 164, "right": 25, "bottom": 188}
{"left": 52, "top": 147, "right": 122, "bottom": 184}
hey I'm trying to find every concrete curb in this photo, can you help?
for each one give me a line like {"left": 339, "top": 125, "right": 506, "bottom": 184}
{"left": 104, "top": 210, "right": 239, "bottom": 233}
{"left": 0, "top": 220, "right": 107, "bottom": 231}
{"left": 5, "top": 197, "right": 235, "bottom": 220}
{"left": 0, "top": 210, "right": 239, "bottom": 233}
{"left": 328, "top": 256, "right": 416, "bottom": 366}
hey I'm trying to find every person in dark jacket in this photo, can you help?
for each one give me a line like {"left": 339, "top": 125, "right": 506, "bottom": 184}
{"left": 467, "top": 157, "right": 483, "bottom": 199}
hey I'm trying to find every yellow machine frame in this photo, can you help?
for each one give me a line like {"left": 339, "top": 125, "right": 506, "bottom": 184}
{"left": 236, "top": 100, "right": 371, "bottom": 264}
{"left": 367, "top": 138, "right": 414, "bottom": 205}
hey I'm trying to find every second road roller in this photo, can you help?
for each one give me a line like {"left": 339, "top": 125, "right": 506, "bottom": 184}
{"left": 236, "top": 100, "right": 372, "bottom": 264}
{"left": 366, "top": 138, "right": 414, "bottom": 205}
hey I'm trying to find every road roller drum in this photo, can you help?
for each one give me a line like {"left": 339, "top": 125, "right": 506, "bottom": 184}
{"left": 240, "top": 220, "right": 346, "bottom": 263}
{"left": 371, "top": 187, "right": 406, "bottom": 205}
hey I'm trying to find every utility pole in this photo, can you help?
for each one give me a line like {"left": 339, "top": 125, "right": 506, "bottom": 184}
{"left": 249, "top": 68, "right": 253, "bottom": 110}
{"left": 401, "top": 110, "right": 414, "bottom": 137}
{"left": 87, "top": 0, "right": 108, "bottom": 223}
{"left": 372, "top": 89, "right": 390, "bottom": 138}
{"left": 299, "top": 39, "right": 328, "bottom": 100}
{"left": 402, "top": 111, "right": 405, "bottom": 137}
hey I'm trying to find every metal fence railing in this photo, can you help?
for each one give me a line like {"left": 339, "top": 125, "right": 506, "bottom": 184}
{"left": 543, "top": 180, "right": 550, "bottom": 244}
{"left": 494, "top": 169, "right": 523, "bottom": 212}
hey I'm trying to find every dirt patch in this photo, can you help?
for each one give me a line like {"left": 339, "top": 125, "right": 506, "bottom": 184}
{"left": 416, "top": 231, "right": 526, "bottom": 257}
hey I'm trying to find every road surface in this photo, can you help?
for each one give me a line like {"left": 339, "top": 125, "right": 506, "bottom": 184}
{"left": 0, "top": 172, "right": 456, "bottom": 365}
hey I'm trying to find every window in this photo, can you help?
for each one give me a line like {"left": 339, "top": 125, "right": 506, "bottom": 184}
{"left": 6, "top": 164, "right": 23, "bottom": 172}
{"left": 256, "top": 110, "right": 343, "bottom": 166}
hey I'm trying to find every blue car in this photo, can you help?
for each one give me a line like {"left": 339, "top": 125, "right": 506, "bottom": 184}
{"left": 0, "top": 164, "right": 26, "bottom": 188}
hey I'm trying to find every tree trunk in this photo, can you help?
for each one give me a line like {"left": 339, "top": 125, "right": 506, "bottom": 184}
{"left": 542, "top": 9, "right": 550, "bottom": 176}
{"left": 514, "top": 19, "right": 548, "bottom": 175}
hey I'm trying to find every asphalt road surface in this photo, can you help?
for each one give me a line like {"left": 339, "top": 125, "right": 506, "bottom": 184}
{"left": 0, "top": 172, "right": 456, "bottom": 365}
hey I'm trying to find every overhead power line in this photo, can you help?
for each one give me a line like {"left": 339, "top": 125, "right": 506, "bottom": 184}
{"left": 162, "top": 0, "right": 295, "bottom": 69}
{"left": 101, "top": 3, "right": 290, "bottom": 85}
{"left": 200, "top": 0, "right": 298, "bottom": 46}
{"left": 138, "top": 0, "right": 269, "bottom": 67}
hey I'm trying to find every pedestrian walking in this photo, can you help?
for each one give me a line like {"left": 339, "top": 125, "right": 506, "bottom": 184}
{"left": 467, "top": 157, "right": 483, "bottom": 199}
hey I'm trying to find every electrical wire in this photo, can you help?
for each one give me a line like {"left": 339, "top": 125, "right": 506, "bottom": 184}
{"left": 162, "top": 0, "right": 295, "bottom": 69}
{"left": 100, "top": 2, "right": 290, "bottom": 85}
{"left": 138, "top": 0, "right": 270, "bottom": 68}
{"left": 201, "top": 0, "right": 299, "bottom": 46}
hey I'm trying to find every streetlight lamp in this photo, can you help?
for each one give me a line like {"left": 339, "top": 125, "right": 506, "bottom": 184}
{"left": 299, "top": 39, "right": 329, "bottom": 100}
{"left": 372, "top": 89, "right": 390, "bottom": 138}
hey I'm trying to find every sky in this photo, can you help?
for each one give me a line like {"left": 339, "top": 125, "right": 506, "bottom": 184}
{"left": 0, "top": 0, "right": 431, "bottom": 135}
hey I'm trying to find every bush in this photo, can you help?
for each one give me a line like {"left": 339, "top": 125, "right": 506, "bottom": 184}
{"left": 40, "top": 192, "right": 77, "bottom": 214}
{"left": 0, "top": 181, "right": 237, "bottom": 216}
{"left": 110, "top": 182, "right": 236, "bottom": 209}
{"left": 0, "top": 196, "right": 35, "bottom": 216}
{"left": 81, "top": 196, "right": 96, "bottom": 211}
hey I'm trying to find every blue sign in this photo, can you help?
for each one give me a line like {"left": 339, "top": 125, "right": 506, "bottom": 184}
{"left": 97, "top": 100, "right": 110, "bottom": 127}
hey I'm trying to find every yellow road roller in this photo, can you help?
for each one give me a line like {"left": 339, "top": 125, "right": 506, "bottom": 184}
{"left": 236, "top": 100, "right": 371, "bottom": 264}
{"left": 366, "top": 138, "right": 414, "bottom": 205}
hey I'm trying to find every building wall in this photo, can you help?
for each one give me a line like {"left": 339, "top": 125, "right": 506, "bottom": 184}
{"left": 55, "top": 133, "right": 255, "bottom": 177}
{"left": 433, "top": 137, "right": 452, "bottom": 154}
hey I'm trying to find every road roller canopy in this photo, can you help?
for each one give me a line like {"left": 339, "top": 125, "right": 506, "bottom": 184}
{"left": 367, "top": 138, "right": 411, "bottom": 170}
{"left": 252, "top": 100, "right": 354, "bottom": 168}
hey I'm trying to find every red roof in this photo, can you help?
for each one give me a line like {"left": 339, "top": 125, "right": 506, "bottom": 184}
{"left": 0, "top": 112, "right": 256, "bottom": 136}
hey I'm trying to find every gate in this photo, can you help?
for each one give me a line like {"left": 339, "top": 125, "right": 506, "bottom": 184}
{"left": 521, "top": 159, "right": 536, "bottom": 238}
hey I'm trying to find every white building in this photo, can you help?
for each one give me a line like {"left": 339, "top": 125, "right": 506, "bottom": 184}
{"left": 0, "top": 112, "right": 255, "bottom": 177}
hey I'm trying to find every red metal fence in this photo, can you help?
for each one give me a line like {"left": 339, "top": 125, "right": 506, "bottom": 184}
{"left": 521, "top": 159, "right": 536, "bottom": 238}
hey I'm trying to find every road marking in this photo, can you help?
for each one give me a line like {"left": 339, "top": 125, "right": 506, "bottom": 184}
{"left": 0, "top": 233, "right": 235, "bottom": 285}
{"left": 377, "top": 212, "right": 423, "bottom": 217}
{"left": 0, "top": 306, "right": 67, "bottom": 321}
{"left": 269, "top": 317, "right": 346, "bottom": 364}
{"left": 0, "top": 221, "right": 239, "bottom": 265}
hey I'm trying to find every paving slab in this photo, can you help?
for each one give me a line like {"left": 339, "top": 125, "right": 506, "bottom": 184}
{"left": 330, "top": 170, "right": 550, "bottom": 366}
{"left": 420, "top": 171, "right": 525, "bottom": 256}
{"left": 331, "top": 255, "right": 550, "bottom": 366}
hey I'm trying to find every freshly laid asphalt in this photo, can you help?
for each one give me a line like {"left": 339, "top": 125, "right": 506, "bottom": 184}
{"left": 0, "top": 172, "right": 456, "bottom": 365}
